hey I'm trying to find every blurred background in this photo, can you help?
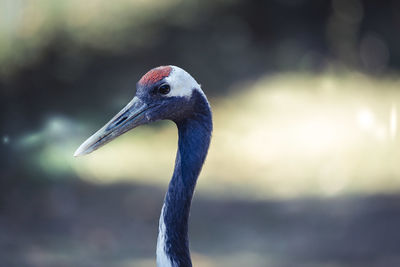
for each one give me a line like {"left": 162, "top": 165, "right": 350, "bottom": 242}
{"left": 1, "top": 0, "right": 400, "bottom": 266}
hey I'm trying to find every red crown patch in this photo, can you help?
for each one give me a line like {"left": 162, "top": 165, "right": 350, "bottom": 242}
{"left": 138, "top": 66, "right": 172, "bottom": 86}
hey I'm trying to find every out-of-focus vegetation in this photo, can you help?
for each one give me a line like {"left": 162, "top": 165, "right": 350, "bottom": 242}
{"left": 0, "top": 0, "right": 235, "bottom": 78}
{"left": 2, "top": 0, "right": 400, "bottom": 266}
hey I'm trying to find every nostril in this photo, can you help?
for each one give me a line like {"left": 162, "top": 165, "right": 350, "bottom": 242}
{"left": 107, "top": 115, "right": 129, "bottom": 131}
{"left": 115, "top": 116, "right": 128, "bottom": 126}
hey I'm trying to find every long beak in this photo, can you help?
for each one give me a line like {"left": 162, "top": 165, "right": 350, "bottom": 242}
{"left": 74, "top": 97, "right": 150, "bottom": 157}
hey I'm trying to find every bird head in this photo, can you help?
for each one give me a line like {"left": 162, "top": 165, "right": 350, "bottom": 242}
{"left": 74, "top": 65, "right": 207, "bottom": 157}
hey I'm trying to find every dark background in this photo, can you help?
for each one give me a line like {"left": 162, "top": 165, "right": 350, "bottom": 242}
{"left": 1, "top": 0, "right": 400, "bottom": 266}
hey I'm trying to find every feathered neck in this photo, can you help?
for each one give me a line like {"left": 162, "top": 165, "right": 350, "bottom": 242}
{"left": 157, "top": 92, "right": 212, "bottom": 267}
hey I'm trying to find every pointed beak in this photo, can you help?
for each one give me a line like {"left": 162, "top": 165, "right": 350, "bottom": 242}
{"left": 74, "top": 97, "right": 150, "bottom": 157}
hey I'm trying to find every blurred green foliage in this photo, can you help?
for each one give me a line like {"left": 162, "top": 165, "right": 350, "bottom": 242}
{"left": 0, "top": 0, "right": 236, "bottom": 77}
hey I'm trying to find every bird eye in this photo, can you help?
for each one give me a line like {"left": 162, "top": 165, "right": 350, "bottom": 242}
{"left": 158, "top": 84, "right": 170, "bottom": 95}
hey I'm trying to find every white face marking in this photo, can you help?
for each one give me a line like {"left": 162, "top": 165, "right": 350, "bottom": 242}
{"left": 164, "top": 66, "right": 205, "bottom": 98}
{"left": 156, "top": 204, "right": 175, "bottom": 267}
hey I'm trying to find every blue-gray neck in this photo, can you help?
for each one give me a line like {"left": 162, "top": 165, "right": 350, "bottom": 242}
{"left": 157, "top": 95, "right": 212, "bottom": 267}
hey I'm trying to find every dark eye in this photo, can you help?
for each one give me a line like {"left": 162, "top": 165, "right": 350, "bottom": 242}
{"left": 158, "top": 84, "right": 170, "bottom": 95}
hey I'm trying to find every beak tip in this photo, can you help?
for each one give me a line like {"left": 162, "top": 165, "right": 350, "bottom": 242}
{"left": 74, "top": 145, "right": 88, "bottom": 157}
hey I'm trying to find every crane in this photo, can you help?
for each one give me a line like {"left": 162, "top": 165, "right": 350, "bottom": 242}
{"left": 74, "top": 65, "right": 212, "bottom": 267}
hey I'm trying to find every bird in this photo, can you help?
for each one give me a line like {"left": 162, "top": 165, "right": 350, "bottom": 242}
{"left": 74, "top": 65, "right": 212, "bottom": 267}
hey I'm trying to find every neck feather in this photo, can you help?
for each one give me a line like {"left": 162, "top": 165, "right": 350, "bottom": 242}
{"left": 157, "top": 95, "right": 212, "bottom": 267}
